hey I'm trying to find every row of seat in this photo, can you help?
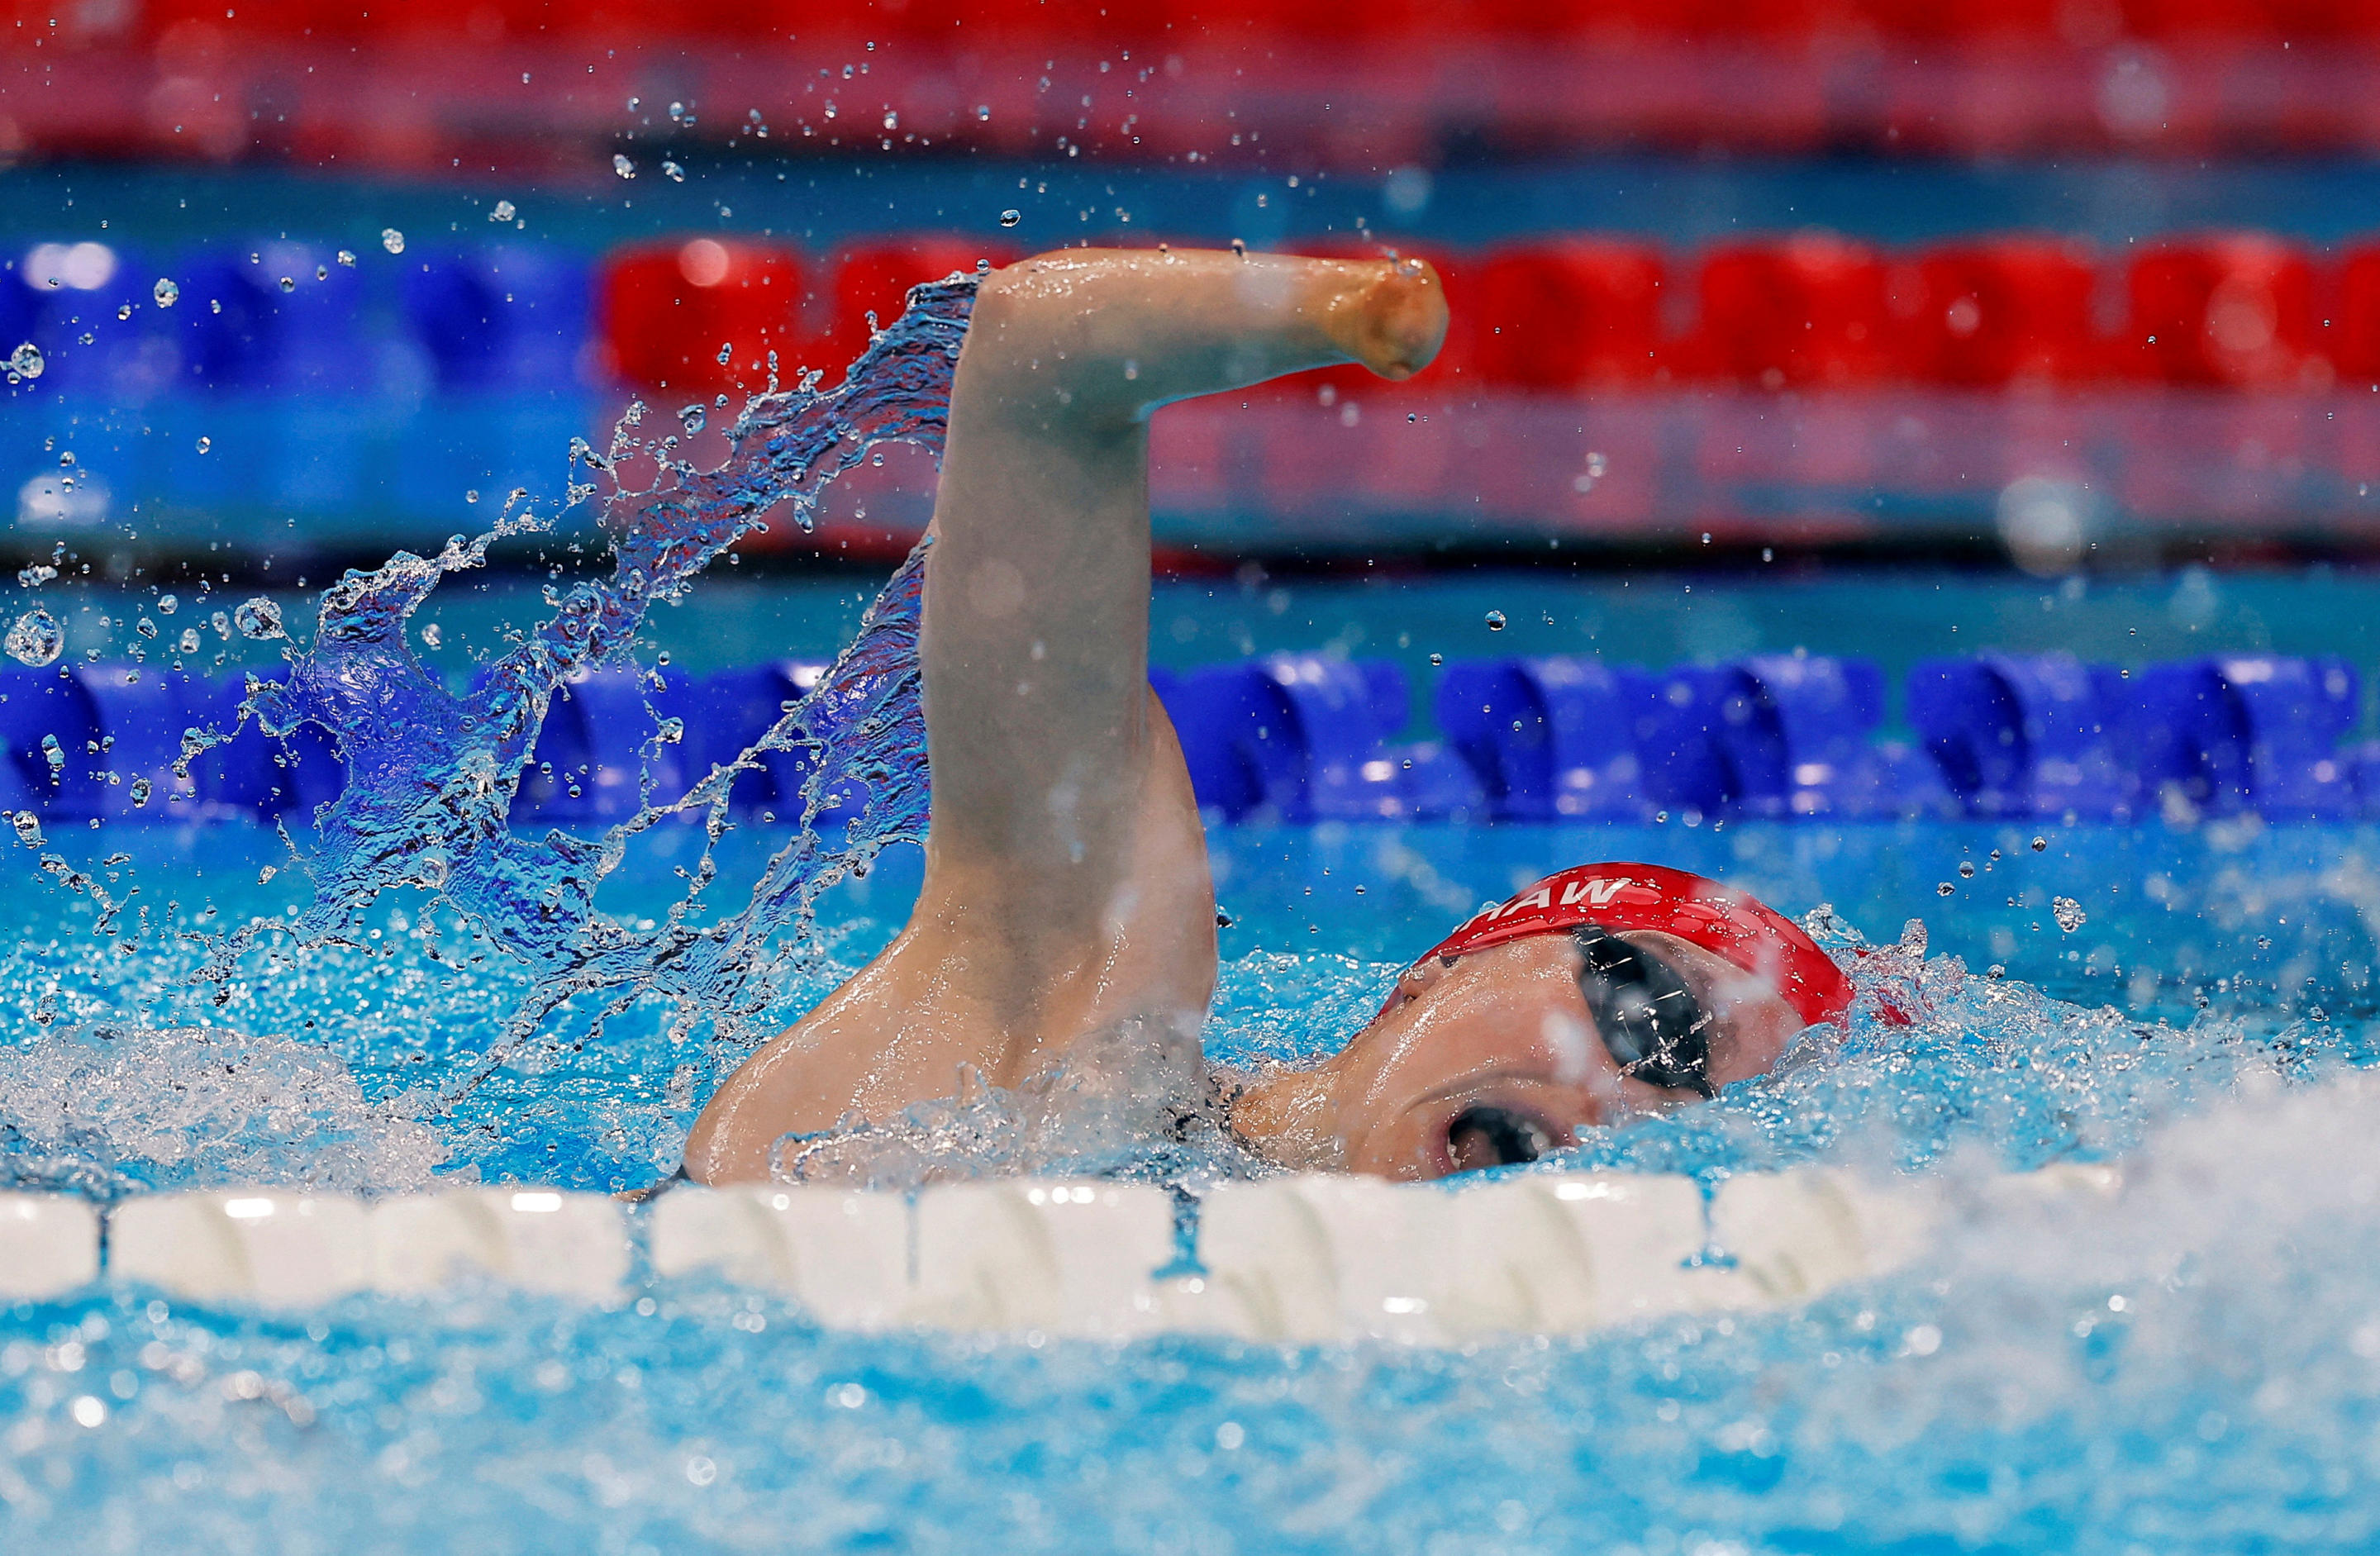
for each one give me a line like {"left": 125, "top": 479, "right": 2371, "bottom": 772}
{"left": 39, "top": 1, "right": 2380, "bottom": 50}
{"left": 600, "top": 231, "right": 2380, "bottom": 394}
{"left": 1283, "top": 232, "right": 2380, "bottom": 393}
{"left": 1, "top": 236, "right": 931, "bottom": 401}
{"left": 0, "top": 1163, "right": 2053, "bottom": 1339}
{"left": 1164, "top": 650, "right": 2380, "bottom": 823}
{"left": 26, "top": 231, "right": 2380, "bottom": 406}
{"left": 2, "top": 650, "right": 2373, "bottom": 829}
{"left": 17, "top": 14, "right": 2380, "bottom": 177}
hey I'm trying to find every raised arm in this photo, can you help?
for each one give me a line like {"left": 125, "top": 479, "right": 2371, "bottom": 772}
{"left": 684, "top": 249, "right": 1447, "bottom": 1182}
{"left": 923, "top": 249, "right": 1445, "bottom": 922}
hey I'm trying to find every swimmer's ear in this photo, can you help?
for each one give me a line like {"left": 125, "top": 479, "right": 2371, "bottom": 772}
{"left": 1383, "top": 954, "right": 1453, "bottom": 1012}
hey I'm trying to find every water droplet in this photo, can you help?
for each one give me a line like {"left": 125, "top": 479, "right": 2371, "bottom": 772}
{"left": 17, "top": 564, "right": 55, "bottom": 588}
{"left": 716, "top": 342, "right": 733, "bottom": 366}
{"left": 976, "top": 104, "right": 992, "bottom": 121}
{"left": 1484, "top": 610, "right": 1507, "bottom": 631}
{"left": 613, "top": 154, "right": 636, "bottom": 179}
{"left": 1428, "top": 652, "right": 1442, "bottom": 666}
{"left": 128, "top": 777, "right": 150, "bottom": 807}
{"left": 233, "top": 597, "right": 284, "bottom": 640}
{"left": 381, "top": 228, "right": 405, "bottom": 255}
{"left": 421, "top": 622, "right": 443, "bottom": 650}
{"left": 153, "top": 278, "right": 179, "bottom": 307}
{"left": 12, "top": 810, "right": 44, "bottom": 845}
{"left": 336, "top": 250, "right": 356, "bottom": 267}
{"left": 116, "top": 302, "right": 132, "bottom": 321}
{"left": 177, "top": 627, "right": 200, "bottom": 654}
{"left": 135, "top": 616, "right": 158, "bottom": 640}
{"left": 6, "top": 608, "right": 61, "bottom": 667}
{"left": 662, "top": 160, "right": 684, "bottom": 182}
{"left": 2031, "top": 835, "right": 2048, "bottom": 852}
{"left": 2052, "top": 896, "right": 2087, "bottom": 932}
{"left": 999, "top": 208, "right": 1021, "bottom": 227}
{"left": 1585, "top": 450, "right": 1608, "bottom": 478}
{"left": 1958, "top": 861, "right": 1975, "bottom": 878}
{"left": 9, "top": 342, "right": 44, "bottom": 380}
{"left": 1937, "top": 882, "right": 1955, "bottom": 897}
{"left": 678, "top": 403, "right": 707, "bottom": 435}
{"left": 315, "top": 264, "right": 328, "bottom": 281}
{"left": 157, "top": 594, "right": 176, "bottom": 615}
{"left": 36, "top": 736, "right": 60, "bottom": 776}
{"left": 277, "top": 276, "right": 295, "bottom": 293}
{"left": 194, "top": 436, "right": 212, "bottom": 454}
{"left": 490, "top": 198, "right": 517, "bottom": 222}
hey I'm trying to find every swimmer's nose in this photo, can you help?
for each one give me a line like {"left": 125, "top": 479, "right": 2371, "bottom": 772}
{"left": 1347, "top": 258, "right": 1449, "bottom": 382}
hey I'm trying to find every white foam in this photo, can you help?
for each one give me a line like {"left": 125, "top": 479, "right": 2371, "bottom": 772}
{"left": 0, "top": 1192, "right": 98, "bottom": 1298}
{"left": 372, "top": 1188, "right": 630, "bottom": 1301}
{"left": 109, "top": 1191, "right": 373, "bottom": 1306}
{"left": 910, "top": 1178, "right": 1178, "bottom": 1336}
{"left": 648, "top": 1184, "right": 910, "bottom": 1329}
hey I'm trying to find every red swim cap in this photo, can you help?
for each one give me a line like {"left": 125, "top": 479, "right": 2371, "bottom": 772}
{"left": 1416, "top": 862, "right": 1854, "bottom": 1027}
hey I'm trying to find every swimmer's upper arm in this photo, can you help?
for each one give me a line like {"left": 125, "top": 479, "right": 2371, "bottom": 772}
{"left": 914, "top": 251, "right": 1434, "bottom": 940}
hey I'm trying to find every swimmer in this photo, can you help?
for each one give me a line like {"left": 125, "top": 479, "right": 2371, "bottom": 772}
{"left": 683, "top": 248, "right": 1849, "bottom": 1184}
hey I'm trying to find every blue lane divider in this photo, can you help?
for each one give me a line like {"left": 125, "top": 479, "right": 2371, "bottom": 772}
{"left": 0, "top": 652, "right": 2367, "bottom": 828}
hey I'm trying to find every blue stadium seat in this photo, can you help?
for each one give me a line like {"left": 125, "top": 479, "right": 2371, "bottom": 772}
{"left": 402, "top": 247, "right": 591, "bottom": 393}
{"left": 184, "top": 673, "right": 344, "bottom": 822}
{"left": 2110, "top": 655, "right": 2359, "bottom": 821}
{"left": 1621, "top": 664, "right": 1741, "bottom": 820}
{"left": 513, "top": 665, "right": 676, "bottom": 824}
{"left": 72, "top": 666, "right": 202, "bottom": 819}
{"left": 1434, "top": 657, "right": 1646, "bottom": 821}
{"left": 1906, "top": 654, "right": 2131, "bottom": 819}
{"left": 1711, "top": 654, "right": 1918, "bottom": 819}
{"left": 1159, "top": 654, "right": 1415, "bottom": 822}
{"left": 0, "top": 668, "right": 107, "bottom": 818}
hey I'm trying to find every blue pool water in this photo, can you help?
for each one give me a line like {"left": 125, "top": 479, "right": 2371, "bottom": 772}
{"left": 5, "top": 811, "right": 2380, "bottom": 1550}
{"left": 8, "top": 274, "right": 2380, "bottom": 1551}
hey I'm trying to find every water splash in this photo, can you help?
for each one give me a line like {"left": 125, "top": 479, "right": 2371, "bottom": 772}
{"left": 202, "top": 274, "right": 978, "bottom": 1087}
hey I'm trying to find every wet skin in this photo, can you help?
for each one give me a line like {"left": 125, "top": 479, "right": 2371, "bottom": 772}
{"left": 1228, "top": 930, "right": 1807, "bottom": 1179}
{"left": 683, "top": 246, "right": 1801, "bottom": 1186}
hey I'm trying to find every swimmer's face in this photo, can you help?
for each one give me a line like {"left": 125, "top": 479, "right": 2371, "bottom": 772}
{"left": 1231, "top": 930, "right": 1805, "bottom": 1180}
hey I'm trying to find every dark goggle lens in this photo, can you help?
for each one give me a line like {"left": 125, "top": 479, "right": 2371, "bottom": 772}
{"left": 1572, "top": 924, "right": 1715, "bottom": 1097}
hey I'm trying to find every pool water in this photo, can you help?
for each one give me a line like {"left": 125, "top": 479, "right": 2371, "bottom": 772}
{"left": 5, "top": 804, "right": 2380, "bottom": 1551}
{"left": 8, "top": 276, "right": 2380, "bottom": 1550}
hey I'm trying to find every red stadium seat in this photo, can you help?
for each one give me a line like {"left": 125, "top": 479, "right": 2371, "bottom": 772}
{"left": 597, "top": 238, "right": 808, "bottom": 395}
{"left": 1692, "top": 236, "right": 1897, "bottom": 388}
{"left": 821, "top": 236, "right": 1024, "bottom": 368}
{"left": 2118, "top": 0, "right": 2352, "bottom": 40}
{"left": 1858, "top": 0, "right": 2066, "bottom": 42}
{"left": 1468, "top": 240, "right": 1668, "bottom": 390}
{"left": 2125, "top": 236, "right": 2323, "bottom": 388}
{"left": 1904, "top": 238, "right": 2103, "bottom": 387}
{"left": 2328, "top": 245, "right": 2380, "bottom": 386}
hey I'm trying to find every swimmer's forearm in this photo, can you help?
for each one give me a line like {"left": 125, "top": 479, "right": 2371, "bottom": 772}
{"left": 959, "top": 248, "right": 1445, "bottom": 426}
{"left": 916, "top": 247, "right": 1444, "bottom": 922}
